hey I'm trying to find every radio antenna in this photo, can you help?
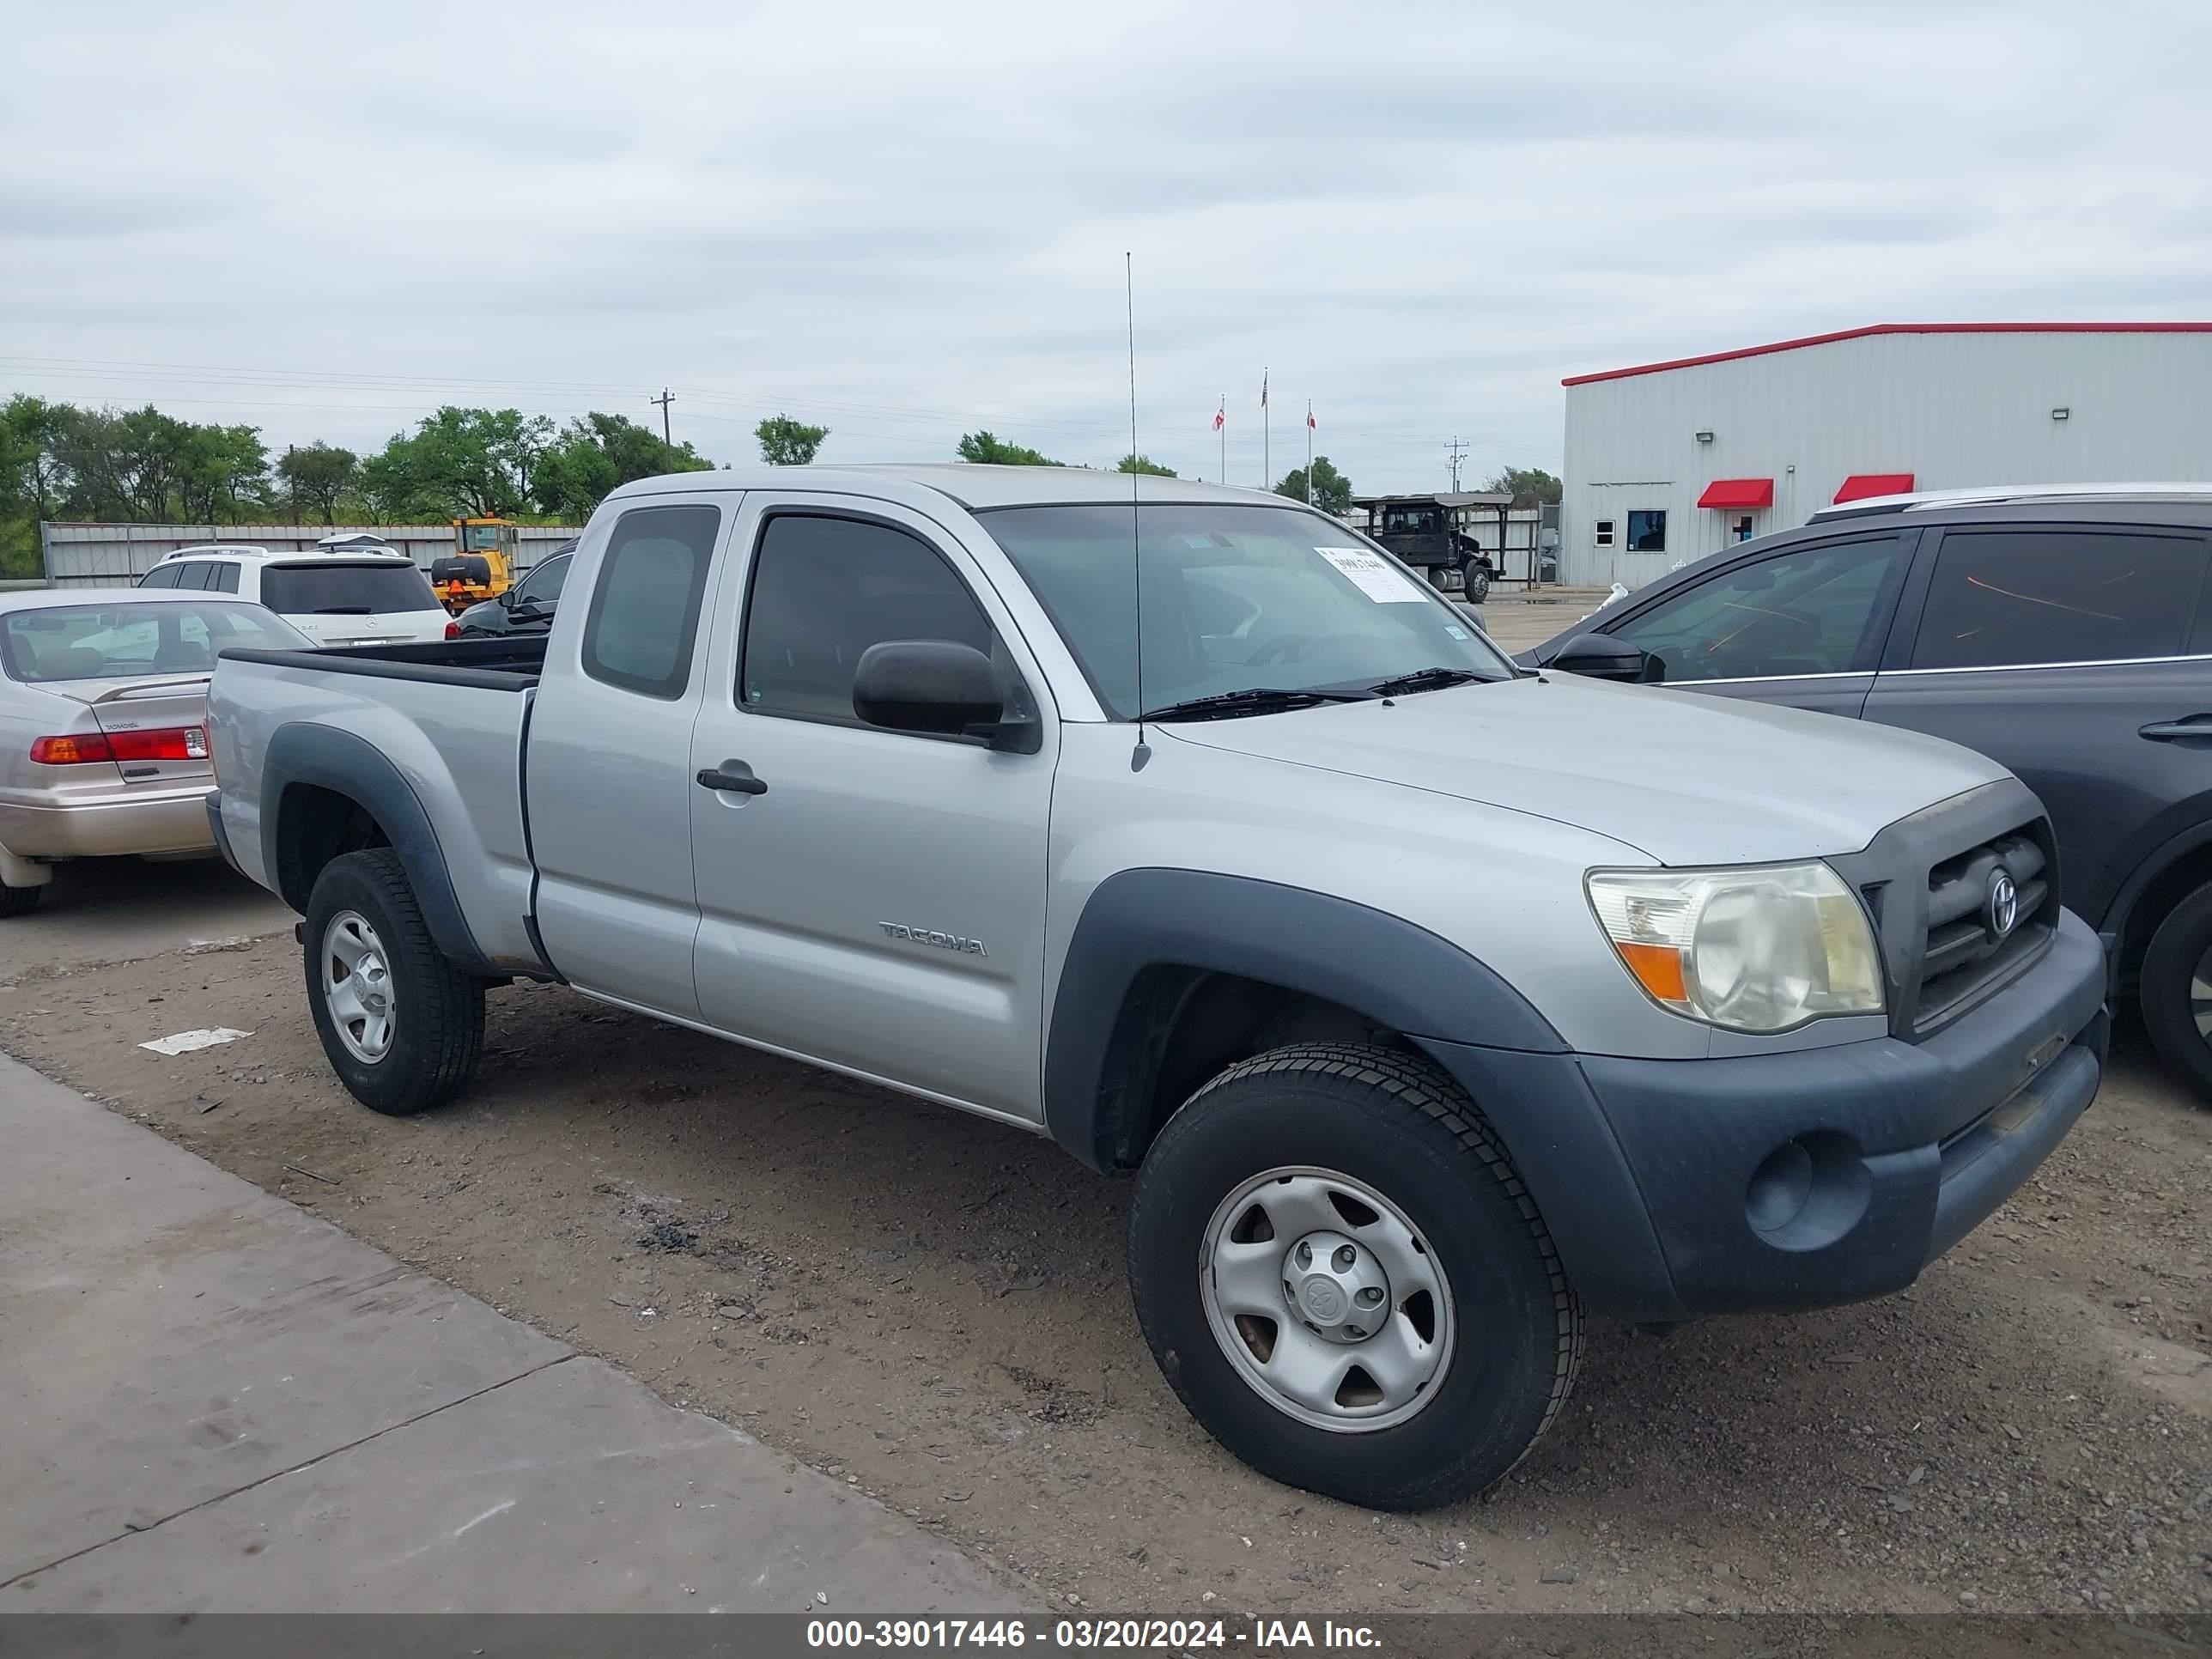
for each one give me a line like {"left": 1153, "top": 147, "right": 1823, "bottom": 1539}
{"left": 1126, "top": 251, "right": 1150, "bottom": 770}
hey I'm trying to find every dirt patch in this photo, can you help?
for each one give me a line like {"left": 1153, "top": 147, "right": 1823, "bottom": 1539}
{"left": 4, "top": 935, "right": 2209, "bottom": 1614}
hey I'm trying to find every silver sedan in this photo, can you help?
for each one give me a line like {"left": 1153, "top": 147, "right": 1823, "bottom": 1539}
{"left": 0, "top": 587, "right": 312, "bottom": 916}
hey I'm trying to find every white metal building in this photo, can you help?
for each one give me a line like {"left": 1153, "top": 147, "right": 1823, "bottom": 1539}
{"left": 1559, "top": 323, "right": 2212, "bottom": 589}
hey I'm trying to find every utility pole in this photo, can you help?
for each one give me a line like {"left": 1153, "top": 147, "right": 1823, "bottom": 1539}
{"left": 650, "top": 388, "right": 675, "bottom": 447}
{"left": 1447, "top": 436, "right": 1468, "bottom": 494}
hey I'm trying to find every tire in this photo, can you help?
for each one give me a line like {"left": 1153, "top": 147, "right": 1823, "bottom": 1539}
{"left": 0, "top": 879, "right": 40, "bottom": 917}
{"left": 2140, "top": 880, "right": 2212, "bottom": 1104}
{"left": 1463, "top": 567, "right": 1492, "bottom": 605}
{"left": 1127, "top": 1042, "right": 1582, "bottom": 1510}
{"left": 302, "top": 848, "right": 484, "bottom": 1115}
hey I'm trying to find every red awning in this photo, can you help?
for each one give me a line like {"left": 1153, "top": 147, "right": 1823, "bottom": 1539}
{"left": 1833, "top": 472, "right": 1915, "bottom": 504}
{"left": 1697, "top": 477, "right": 1774, "bottom": 510}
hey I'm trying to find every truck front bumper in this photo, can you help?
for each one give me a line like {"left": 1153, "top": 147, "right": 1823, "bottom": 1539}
{"left": 1421, "top": 908, "right": 2107, "bottom": 1322}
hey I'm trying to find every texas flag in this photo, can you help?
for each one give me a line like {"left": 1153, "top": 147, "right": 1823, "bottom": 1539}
{"left": 1307, "top": 406, "right": 1316, "bottom": 429}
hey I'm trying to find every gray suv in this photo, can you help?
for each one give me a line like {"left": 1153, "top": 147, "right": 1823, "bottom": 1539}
{"left": 1528, "top": 485, "right": 2212, "bottom": 1100}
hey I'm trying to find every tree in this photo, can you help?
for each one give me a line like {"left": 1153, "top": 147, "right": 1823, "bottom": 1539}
{"left": 1116, "top": 453, "right": 1176, "bottom": 477}
{"left": 278, "top": 442, "right": 360, "bottom": 525}
{"left": 756, "top": 413, "right": 829, "bottom": 466}
{"left": 359, "top": 406, "right": 556, "bottom": 520}
{"left": 1482, "top": 465, "right": 1562, "bottom": 506}
{"left": 1275, "top": 455, "right": 1353, "bottom": 515}
{"left": 957, "top": 430, "right": 1060, "bottom": 466}
{"left": 537, "top": 413, "right": 713, "bottom": 520}
{"left": 173, "top": 422, "right": 270, "bottom": 525}
{"left": 0, "top": 396, "right": 75, "bottom": 574}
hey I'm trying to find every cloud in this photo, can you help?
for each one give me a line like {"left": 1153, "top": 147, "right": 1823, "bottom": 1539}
{"left": 3, "top": 0, "right": 2207, "bottom": 489}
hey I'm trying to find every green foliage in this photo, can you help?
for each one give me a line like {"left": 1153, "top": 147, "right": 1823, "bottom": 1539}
{"left": 1482, "top": 465, "right": 1562, "bottom": 505}
{"left": 1115, "top": 453, "right": 1176, "bottom": 477}
{"left": 360, "top": 405, "right": 556, "bottom": 520}
{"left": 537, "top": 413, "right": 713, "bottom": 520}
{"left": 1275, "top": 455, "right": 1353, "bottom": 514}
{"left": 756, "top": 413, "right": 830, "bottom": 466}
{"left": 957, "top": 430, "right": 1060, "bottom": 466}
{"left": 277, "top": 442, "right": 359, "bottom": 525}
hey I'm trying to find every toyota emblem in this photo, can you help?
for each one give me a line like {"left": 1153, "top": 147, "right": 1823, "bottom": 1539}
{"left": 1985, "top": 870, "right": 2020, "bottom": 941}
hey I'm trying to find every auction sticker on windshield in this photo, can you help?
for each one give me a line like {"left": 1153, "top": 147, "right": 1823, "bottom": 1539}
{"left": 1315, "top": 546, "right": 1430, "bottom": 602}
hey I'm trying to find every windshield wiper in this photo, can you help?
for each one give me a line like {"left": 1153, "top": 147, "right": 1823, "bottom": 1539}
{"left": 1138, "top": 686, "right": 1376, "bottom": 723}
{"left": 1365, "top": 665, "right": 1492, "bottom": 697}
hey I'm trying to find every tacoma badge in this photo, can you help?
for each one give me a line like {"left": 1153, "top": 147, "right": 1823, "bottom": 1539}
{"left": 878, "top": 922, "right": 987, "bottom": 957}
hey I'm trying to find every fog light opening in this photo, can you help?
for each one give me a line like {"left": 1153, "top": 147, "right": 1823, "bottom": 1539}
{"left": 1745, "top": 1130, "right": 1872, "bottom": 1252}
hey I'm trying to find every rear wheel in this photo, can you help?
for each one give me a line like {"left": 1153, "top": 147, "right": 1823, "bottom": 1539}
{"left": 1126, "top": 1042, "right": 1582, "bottom": 1510}
{"left": 0, "top": 878, "right": 40, "bottom": 918}
{"left": 2140, "top": 880, "right": 2212, "bottom": 1104}
{"left": 303, "top": 848, "right": 483, "bottom": 1115}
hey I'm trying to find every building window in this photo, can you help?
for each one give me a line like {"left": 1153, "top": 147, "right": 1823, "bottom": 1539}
{"left": 1628, "top": 510, "right": 1667, "bottom": 552}
{"left": 1594, "top": 519, "right": 1616, "bottom": 548}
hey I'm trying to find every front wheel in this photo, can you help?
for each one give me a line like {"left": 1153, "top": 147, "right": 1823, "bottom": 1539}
{"left": 2140, "top": 881, "right": 2212, "bottom": 1104}
{"left": 303, "top": 848, "right": 484, "bottom": 1115}
{"left": 1462, "top": 565, "right": 1493, "bottom": 605}
{"left": 1126, "top": 1043, "right": 1582, "bottom": 1510}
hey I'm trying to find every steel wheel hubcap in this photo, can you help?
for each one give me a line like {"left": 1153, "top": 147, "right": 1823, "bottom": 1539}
{"left": 1200, "top": 1166, "right": 1454, "bottom": 1432}
{"left": 2192, "top": 948, "right": 2212, "bottom": 1043}
{"left": 322, "top": 910, "right": 395, "bottom": 1064}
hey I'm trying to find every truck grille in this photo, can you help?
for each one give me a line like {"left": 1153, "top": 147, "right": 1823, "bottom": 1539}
{"left": 1905, "top": 824, "right": 2055, "bottom": 1037}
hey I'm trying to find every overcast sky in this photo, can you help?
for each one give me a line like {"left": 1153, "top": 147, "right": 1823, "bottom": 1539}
{"left": 4, "top": 0, "right": 2208, "bottom": 494}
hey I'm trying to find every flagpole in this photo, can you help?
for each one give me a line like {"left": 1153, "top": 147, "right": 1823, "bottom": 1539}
{"left": 1304, "top": 400, "right": 1313, "bottom": 503}
{"left": 1218, "top": 393, "right": 1226, "bottom": 485}
{"left": 1262, "top": 368, "right": 1270, "bottom": 491}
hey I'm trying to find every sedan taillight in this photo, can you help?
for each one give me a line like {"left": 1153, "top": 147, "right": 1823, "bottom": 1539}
{"left": 31, "top": 727, "right": 208, "bottom": 765}
{"left": 444, "top": 619, "right": 463, "bottom": 640}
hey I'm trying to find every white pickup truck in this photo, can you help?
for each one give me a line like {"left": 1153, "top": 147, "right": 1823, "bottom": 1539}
{"left": 205, "top": 465, "right": 2108, "bottom": 1510}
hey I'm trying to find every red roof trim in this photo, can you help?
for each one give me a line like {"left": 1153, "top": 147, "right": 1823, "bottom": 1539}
{"left": 1563, "top": 322, "right": 2212, "bottom": 386}
{"left": 1833, "top": 472, "right": 1916, "bottom": 504}
{"left": 1697, "top": 477, "right": 1775, "bottom": 510}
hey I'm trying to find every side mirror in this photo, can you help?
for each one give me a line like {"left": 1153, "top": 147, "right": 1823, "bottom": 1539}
{"left": 854, "top": 640, "right": 1034, "bottom": 750}
{"left": 1550, "top": 632, "right": 1664, "bottom": 684}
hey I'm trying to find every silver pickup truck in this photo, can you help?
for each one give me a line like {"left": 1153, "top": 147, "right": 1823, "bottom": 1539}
{"left": 206, "top": 465, "right": 2109, "bottom": 1510}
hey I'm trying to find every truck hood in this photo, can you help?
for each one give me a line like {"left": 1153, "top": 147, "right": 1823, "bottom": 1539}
{"left": 1160, "top": 672, "right": 2012, "bottom": 866}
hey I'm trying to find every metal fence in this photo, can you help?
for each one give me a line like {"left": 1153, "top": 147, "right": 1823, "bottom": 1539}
{"left": 38, "top": 523, "right": 583, "bottom": 588}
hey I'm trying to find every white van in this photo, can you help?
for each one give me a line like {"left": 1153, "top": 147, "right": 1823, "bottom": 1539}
{"left": 137, "top": 544, "right": 449, "bottom": 647}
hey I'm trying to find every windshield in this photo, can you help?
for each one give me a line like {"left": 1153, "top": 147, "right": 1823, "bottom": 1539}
{"left": 461, "top": 524, "right": 508, "bottom": 552}
{"left": 259, "top": 562, "right": 441, "bottom": 615}
{"left": 979, "top": 503, "right": 1510, "bottom": 719}
{"left": 2, "top": 601, "right": 313, "bottom": 684}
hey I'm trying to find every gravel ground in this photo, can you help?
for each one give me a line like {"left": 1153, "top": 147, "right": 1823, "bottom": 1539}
{"left": 3, "top": 919, "right": 2206, "bottom": 1617}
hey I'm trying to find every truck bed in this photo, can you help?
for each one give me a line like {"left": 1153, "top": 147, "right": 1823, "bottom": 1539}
{"left": 207, "top": 635, "right": 549, "bottom": 975}
{"left": 219, "top": 633, "right": 548, "bottom": 689}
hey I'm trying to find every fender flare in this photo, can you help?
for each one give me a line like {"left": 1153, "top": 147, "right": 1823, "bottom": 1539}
{"left": 1043, "top": 868, "right": 1567, "bottom": 1170}
{"left": 260, "top": 723, "right": 495, "bottom": 975}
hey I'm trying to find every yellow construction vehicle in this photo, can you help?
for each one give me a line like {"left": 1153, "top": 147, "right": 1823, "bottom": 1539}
{"left": 432, "top": 518, "right": 518, "bottom": 614}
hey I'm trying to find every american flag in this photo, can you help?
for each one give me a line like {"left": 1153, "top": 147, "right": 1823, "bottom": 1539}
{"left": 1212, "top": 406, "right": 1224, "bottom": 430}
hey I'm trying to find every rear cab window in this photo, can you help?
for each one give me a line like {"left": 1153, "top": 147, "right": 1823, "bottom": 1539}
{"left": 580, "top": 504, "right": 722, "bottom": 699}
{"left": 1908, "top": 528, "right": 2210, "bottom": 669}
{"left": 258, "top": 561, "right": 442, "bottom": 617}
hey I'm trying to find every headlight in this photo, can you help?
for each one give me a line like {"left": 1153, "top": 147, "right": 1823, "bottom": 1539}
{"left": 1586, "top": 862, "right": 1883, "bottom": 1033}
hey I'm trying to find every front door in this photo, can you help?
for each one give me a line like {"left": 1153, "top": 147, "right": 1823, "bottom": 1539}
{"left": 686, "top": 497, "right": 1059, "bottom": 1121}
{"left": 1595, "top": 529, "right": 1913, "bottom": 717}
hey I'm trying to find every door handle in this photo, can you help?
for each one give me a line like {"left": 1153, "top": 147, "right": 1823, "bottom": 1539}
{"left": 2139, "top": 718, "right": 2212, "bottom": 743}
{"left": 695, "top": 764, "right": 768, "bottom": 796}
